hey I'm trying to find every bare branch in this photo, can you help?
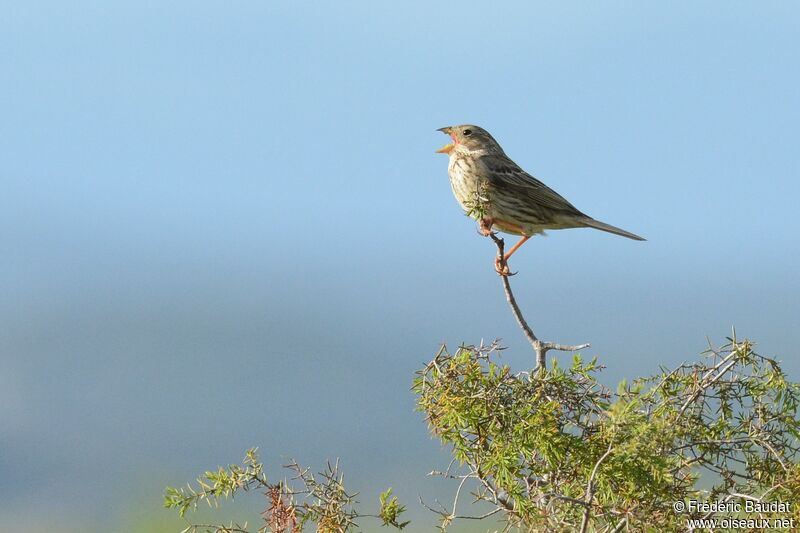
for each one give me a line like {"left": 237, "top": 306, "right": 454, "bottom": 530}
{"left": 579, "top": 444, "right": 614, "bottom": 533}
{"left": 489, "top": 233, "right": 589, "bottom": 369}
{"left": 609, "top": 517, "right": 628, "bottom": 533}
{"left": 679, "top": 345, "right": 741, "bottom": 415}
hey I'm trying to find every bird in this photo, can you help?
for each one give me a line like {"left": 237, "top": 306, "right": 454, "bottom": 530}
{"left": 436, "top": 125, "right": 644, "bottom": 275}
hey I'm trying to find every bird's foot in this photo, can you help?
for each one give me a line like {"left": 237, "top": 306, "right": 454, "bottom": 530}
{"left": 478, "top": 217, "right": 494, "bottom": 237}
{"left": 494, "top": 255, "right": 516, "bottom": 277}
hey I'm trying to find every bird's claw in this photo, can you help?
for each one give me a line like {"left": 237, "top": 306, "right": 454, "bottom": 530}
{"left": 494, "top": 256, "right": 517, "bottom": 277}
{"left": 478, "top": 217, "right": 494, "bottom": 237}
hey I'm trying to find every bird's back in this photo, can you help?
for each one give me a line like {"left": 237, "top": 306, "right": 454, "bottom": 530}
{"left": 478, "top": 153, "right": 591, "bottom": 230}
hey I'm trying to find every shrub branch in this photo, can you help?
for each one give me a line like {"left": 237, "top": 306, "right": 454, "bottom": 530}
{"left": 490, "top": 232, "right": 589, "bottom": 369}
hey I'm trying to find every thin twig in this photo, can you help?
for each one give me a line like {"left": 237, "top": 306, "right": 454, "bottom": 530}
{"left": 679, "top": 345, "right": 741, "bottom": 415}
{"left": 579, "top": 444, "right": 614, "bottom": 533}
{"left": 489, "top": 233, "right": 589, "bottom": 369}
{"left": 457, "top": 508, "right": 503, "bottom": 520}
{"left": 449, "top": 473, "right": 471, "bottom": 520}
{"left": 187, "top": 525, "right": 249, "bottom": 533}
{"left": 609, "top": 517, "right": 627, "bottom": 533}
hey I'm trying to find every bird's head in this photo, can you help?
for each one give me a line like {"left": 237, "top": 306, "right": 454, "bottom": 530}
{"left": 436, "top": 125, "right": 503, "bottom": 155}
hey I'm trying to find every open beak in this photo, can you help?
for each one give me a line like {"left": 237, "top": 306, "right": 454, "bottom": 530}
{"left": 436, "top": 127, "right": 455, "bottom": 154}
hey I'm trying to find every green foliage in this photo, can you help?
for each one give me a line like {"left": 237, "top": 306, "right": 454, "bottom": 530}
{"left": 164, "top": 451, "right": 408, "bottom": 533}
{"left": 379, "top": 489, "right": 410, "bottom": 530}
{"left": 413, "top": 338, "right": 800, "bottom": 531}
{"left": 164, "top": 448, "right": 265, "bottom": 520}
{"left": 166, "top": 336, "right": 799, "bottom": 532}
{"left": 462, "top": 181, "right": 491, "bottom": 221}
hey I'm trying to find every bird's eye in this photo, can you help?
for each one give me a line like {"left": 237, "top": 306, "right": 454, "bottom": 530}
{"left": 463, "top": 129, "right": 472, "bottom": 136}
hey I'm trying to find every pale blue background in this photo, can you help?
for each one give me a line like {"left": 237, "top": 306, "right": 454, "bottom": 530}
{"left": 2, "top": 2, "right": 798, "bottom": 531}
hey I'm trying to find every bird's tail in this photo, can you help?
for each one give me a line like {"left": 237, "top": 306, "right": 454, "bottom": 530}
{"left": 581, "top": 218, "right": 646, "bottom": 241}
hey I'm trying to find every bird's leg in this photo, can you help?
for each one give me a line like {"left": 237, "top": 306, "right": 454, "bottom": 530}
{"left": 478, "top": 217, "right": 494, "bottom": 236}
{"left": 504, "top": 235, "right": 531, "bottom": 260}
{"left": 494, "top": 236, "right": 530, "bottom": 276}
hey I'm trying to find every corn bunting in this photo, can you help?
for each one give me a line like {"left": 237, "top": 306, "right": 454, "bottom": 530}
{"left": 437, "top": 125, "right": 644, "bottom": 275}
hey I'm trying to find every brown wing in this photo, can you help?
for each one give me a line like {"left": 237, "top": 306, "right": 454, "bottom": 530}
{"left": 479, "top": 153, "right": 587, "bottom": 218}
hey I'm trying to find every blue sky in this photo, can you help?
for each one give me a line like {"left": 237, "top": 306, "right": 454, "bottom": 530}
{"left": 2, "top": 2, "right": 799, "bottom": 531}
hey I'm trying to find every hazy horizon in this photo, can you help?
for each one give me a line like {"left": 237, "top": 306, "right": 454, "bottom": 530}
{"left": 2, "top": 2, "right": 798, "bottom": 531}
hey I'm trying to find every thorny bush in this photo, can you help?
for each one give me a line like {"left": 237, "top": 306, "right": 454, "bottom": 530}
{"left": 166, "top": 336, "right": 800, "bottom": 532}
{"left": 413, "top": 337, "right": 800, "bottom": 531}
